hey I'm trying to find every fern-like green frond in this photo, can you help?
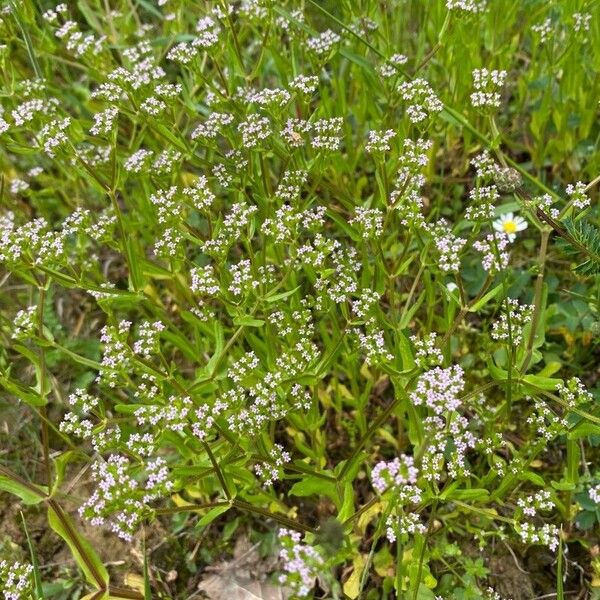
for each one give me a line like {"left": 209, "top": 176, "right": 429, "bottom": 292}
{"left": 556, "top": 218, "right": 600, "bottom": 276}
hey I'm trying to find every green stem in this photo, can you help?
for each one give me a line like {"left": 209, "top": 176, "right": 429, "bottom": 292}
{"left": 520, "top": 229, "right": 550, "bottom": 373}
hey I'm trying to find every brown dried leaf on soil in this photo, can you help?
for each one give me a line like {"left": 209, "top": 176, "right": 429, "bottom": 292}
{"left": 197, "top": 535, "right": 290, "bottom": 600}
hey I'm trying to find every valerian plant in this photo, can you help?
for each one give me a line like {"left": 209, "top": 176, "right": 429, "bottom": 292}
{"left": 0, "top": 0, "right": 599, "bottom": 599}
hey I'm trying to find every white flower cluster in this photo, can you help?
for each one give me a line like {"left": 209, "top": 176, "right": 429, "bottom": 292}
{"left": 473, "top": 232, "right": 511, "bottom": 273}
{"left": 262, "top": 173, "right": 324, "bottom": 242}
{"left": 365, "top": 129, "right": 396, "bottom": 154}
{"left": 411, "top": 365, "right": 465, "bottom": 414}
{"left": 398, "top": 78, "right": 443, "bottom": 123}
{"left": 166, "top": 16, "right": 220, "bottom": 63}
{"left": 532, "top": 19, "right": 553, "bottom": 43}
{"left": 351, "top": 290, "right": 380, "bottom": 319}
{"left": 390, "top": 138, "right": 432, "bottom": 225}
{"left": 244, "top": 87, "right": 291, "bottom": 108}
{"left": 191, "top": 264, "right": 220, "bottom": 296}
{"left": 124, "top": 148, "right": 154, "bottom": 173}
{"left": 465, "top": 185, "right": 500, "bottom": 221}
{"left": 573, "top": 12, "right": 591, "bottom": 34}
{"left": 289, "top": 74, "right": 319, "bottom": 96}
{"left": 53, "top": 15, "right": 105, "bottom": 57}
{"left": 427, "top": 220, "right": 467, "bottom": 272}
{"left": 491, "top": 298, "right": 534, "bottom": 346}
{"left": 526, "top": 397, "right": 568, "bottom": 441}
{"left": 378, "top": 53, "right": 408, "bottom": 78}
{"left": 133, "top": 320, "right": 166, "bottom": 358}
{"left": 446, "top": 0, "right": 488, "bottom": 13}
{"left": 385, "top": 513, "right": 427, "bottom": 543}
{"left": 353, "top": 318, "right": 393, "bottom": 365}
{"left": 90, "top": 107, "right": 118, "bottom": 136}
{"left": 135, "top": 396, "right": 193, "bottom": 434}
{"left": 471, "top": 149, "right": 499, "bottom": 179}
{"left": 153, "top": 149, "right": 182, "bottom": 175}
{"left": 311, "top": 117, "right": 344, "bottom": 151}
{"left": 411, "top": 332, "right": 443, "bottom": 368}
{"left": 12, "top": 305, "right": 37, "bottom": 339}
{"left": 514, "top": 521, "right": 559, "bottom": 552}
{"left": 182, "top": 175, "right": 215, "bottom": 211}
{"left": 516, "top": 490, "right": 554, "bottom": 517}
{"left": 39, "top": 117, "right": 71, "bottom": 157}
{"left": 306, "top": 29, "right": 340, "bottom": 55}
{"left": 534, "top": 193, "right": 559, "bottom": 219}
{"left": 238, "top": 113, "right": 272, "bottom": 148}
{"left": 191, "top": 112, "right": 234, "bottom": 140}
{"left": 0, "top": 559, "right": 33, "bottom": 600}
{"left": 371, "top": 454, "right": 422, "bottom": 504}
{"left": 278, "top": 529, "right": 324, "bottom": 598}
{"left": 350, "top": 207, "right": 384, "bottom": 239}
{"left": 79, "top": 454, "right": 173, "bottom": 541}
{"left": 556, "top": 377, "right": 593, "bottom": 409}
{"left": 10, "top": 179, "right": 29, "bottom": 195}
{"left": 97, "top": 321, "right": 133, "bottom": 387}
{"left": 202, "top": 201, "right": 258, "bottom": 258}
{"left": 470, "top": 68, "right": 507, "bottom": 108}
{"left": 254, "top": 444, "right": 291, "bottom": 487}
{"left": 411, "top": 365, "right": 479, "bottom": 481}
{"left": 566, "top": 181, "right": 590, "bottom": 210}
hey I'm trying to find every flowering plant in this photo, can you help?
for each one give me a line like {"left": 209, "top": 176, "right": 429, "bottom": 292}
{"left": 0, "top": 1, "right": 599, "bottom": 599}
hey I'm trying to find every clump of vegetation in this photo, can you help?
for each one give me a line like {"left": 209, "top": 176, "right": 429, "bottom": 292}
{"left": 0, "top": 1, "right": 599, "bottom": 598}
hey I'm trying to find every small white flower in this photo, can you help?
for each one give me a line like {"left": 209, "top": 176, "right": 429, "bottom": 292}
{"left": 492, "top": 212, "right": 527, "bottom": 242}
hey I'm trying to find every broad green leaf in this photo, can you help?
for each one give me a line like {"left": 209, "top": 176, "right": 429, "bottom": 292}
{"left": 289, "top": 476, "right": 339, "bottom": 504}
{"left": 0, "top": 475, "right": 47, "bottom": 505}
{"left": 0, "top": 375, "right": 47, "bottom": 407}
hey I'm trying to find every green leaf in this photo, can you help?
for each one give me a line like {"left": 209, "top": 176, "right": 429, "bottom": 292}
{"left": 523, "top": 373, "right": 562, "bottom": 391}
{"left": 232, "top": 316, "right": 265, "bottom": 327}
{"left": 0, "top": 374, "right": 47, "bottom": 407}
{"left": 442, "top": 488, "right": 489, "bottom": 502}
{"left": 48, "top": 503, "right": 109, "bottom": 589}
{"left": 568, "top": 422, "right": 600, "bottom": 440}
{"left": 51, "top": 451, "right": 79, "bottom": 498}
{"left": 337, "top": 481, "right": 355, "bottom": 520}
{"left": 197, "top": 504, "right": 231, "bottom": 527}
{"left": 550, "top": 481, "right": 576, "bottom": 491}
{"left": 468, "top": 284, "right": 504, "bottom": 312}
{"left": 289, "top": 476, "right": 339, "bottom": 504}
{"left": 575, "top": 510, "right": 597, "bottom": 530}
{"left": 518, "top": 471, "right": 546, "bottom": 487}
{"left": 263, "top": 285, "right": 301, "bottom": 303}
{"left": 124, "top": 237, "right": 145, "bottom": 292}
{"left": 0, "top": 475, "right": 47, "bottom": 505}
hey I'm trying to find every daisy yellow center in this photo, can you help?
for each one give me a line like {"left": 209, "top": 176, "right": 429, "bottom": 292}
{"left": 503, "top": 221, "right": 517, "bottom": 233}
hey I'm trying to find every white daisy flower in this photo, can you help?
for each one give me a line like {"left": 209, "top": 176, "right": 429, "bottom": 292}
{"left": 493, "top": 212, "right": 527, "bottom": 242}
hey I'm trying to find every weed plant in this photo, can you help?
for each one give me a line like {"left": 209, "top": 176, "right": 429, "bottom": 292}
{"left": 0, "top": 1, "right": 599, "bottom": 598}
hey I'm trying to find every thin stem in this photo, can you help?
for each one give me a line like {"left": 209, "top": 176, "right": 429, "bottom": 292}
{"left": 202, "top": 442, "right": 231, "bottom": 500}
{"left": 520, "top": 229, "right": 550, "bottom": 373}
{"left": 441, "top": 276, "right": 492, "bottom": 349}
{"left": 37, "top": 282, "right": 51, "bottom": 489}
